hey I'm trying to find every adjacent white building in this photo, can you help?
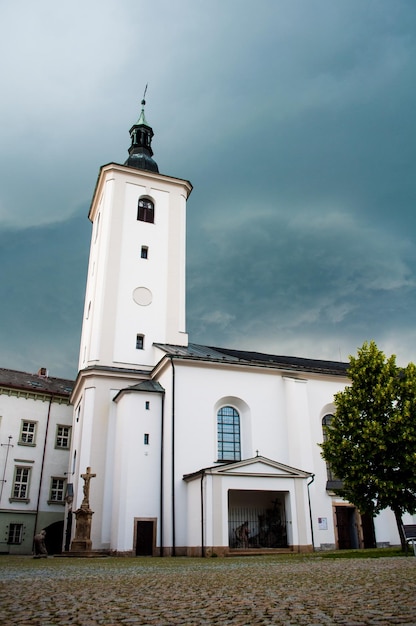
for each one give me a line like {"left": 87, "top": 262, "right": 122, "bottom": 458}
{"left": 0, "top": 367, "right": 73, "bottom": 554}
{"left": 67, "top": 101, "right": 406, "bottom": 556}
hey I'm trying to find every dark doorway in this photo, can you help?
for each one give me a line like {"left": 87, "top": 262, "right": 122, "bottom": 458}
{"left": 335, "top": 506, "right": 359, "bottom": 549}
{"left": 228, "top": 490, "right": 288, "bottom": 549}
{"left": 135, "top": 520, "right": 154, "bottom": 556}
{"left": 361, "top": 513, "right": 376, "bottom": 548}
{"left": 44, "top": 520, "right": 64, "bottom": 555}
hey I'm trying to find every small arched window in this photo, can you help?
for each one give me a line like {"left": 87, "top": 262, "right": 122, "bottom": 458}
{"left": 137, "top": 198, "right": 154, "bottom": 223}
{"left": 217, "top": 406, "right": 241, "bottom": 462}
{"left": 322, "top": 413, "right": 334, "bottom": 433}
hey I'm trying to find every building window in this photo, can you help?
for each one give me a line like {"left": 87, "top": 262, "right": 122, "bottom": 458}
{"left": 322, "top": 414, "right": 333, "bottom": 429}
{"left": 12, "top": 467, "right": 31, "bottom": 501}
{"left": 19, "top": 421, "right": 37, "bottom": 445}
{"left": 217, "top": 406, "right": 241, "bottom": 462}
{"left": 8, "top": 523, "right": 23, "bottom": 545}
{"left": 137, "top": 198, "right": 154, "bottom": 223}
{"left": 144, "top": 434, "right": 149, "bottom": 445}
{"left": 136, "top": 334, "right": 144, "bottom": 350}
{"left": 49, "top": 477, "right": 66, "bottom": 503}
{"left": 56, "top": 425, "right": 71, "bottom": 449}
{"left": 145, "top": 401, "right": 150, "bottom": 410}
{"left": 322, "top": 414, "right": 342, "bottom": 488}
{"left": 141, "top": 246, "right": 148, "bottom": 259}
{"left": 322, "top": 415, "right": 334, "bottom": 470}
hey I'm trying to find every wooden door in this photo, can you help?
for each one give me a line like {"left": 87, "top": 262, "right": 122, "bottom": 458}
{"left": 335, "top": 506, "right": 358, "bottom": 549}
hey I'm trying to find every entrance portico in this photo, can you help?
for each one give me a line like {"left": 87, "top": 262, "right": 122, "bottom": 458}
{"left": 184, "top": 456, "right": 313, "bottom": 556}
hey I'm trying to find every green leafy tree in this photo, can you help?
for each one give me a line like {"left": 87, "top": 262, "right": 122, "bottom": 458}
{"left": 321, "top": 341, "right": 416, "bottom": 550}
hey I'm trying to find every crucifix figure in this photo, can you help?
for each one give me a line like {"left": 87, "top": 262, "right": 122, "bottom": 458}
{"left": 81, "top": 466, "right": 96, "bottom": 509}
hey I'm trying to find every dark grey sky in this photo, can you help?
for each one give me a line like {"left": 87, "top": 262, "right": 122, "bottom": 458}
{"left": 1, "top": 0, "right": 415, "bottom": 378}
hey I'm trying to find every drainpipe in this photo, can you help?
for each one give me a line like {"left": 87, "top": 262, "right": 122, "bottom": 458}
{"left": 307, "top": 474, "right": 315, "bottom": 552}
{"left": 171, "top": 358, "right": 176, "bottom": 556}
{"left": 33, "top": 395, "right": 53, "bottom": 544}
{"left": 159, "top": 391, "right": 165, "bottom": 556}
{"left": 200, "top": 471, "right": 205, "bottom": 557}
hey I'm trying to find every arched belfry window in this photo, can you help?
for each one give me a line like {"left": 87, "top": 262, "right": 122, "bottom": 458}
{"left": 217, "top": 406, "right": 241, "bottom": 462}
{"left": 137, "top": 197, "right": 154, "bottom": 223}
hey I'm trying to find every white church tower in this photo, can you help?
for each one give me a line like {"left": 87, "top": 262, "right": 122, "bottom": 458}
{"left": 68, "top": 99, "right": 192, "bottom": 553}
{"left": 79, "top": 99, "right": 192, "bottom": 372}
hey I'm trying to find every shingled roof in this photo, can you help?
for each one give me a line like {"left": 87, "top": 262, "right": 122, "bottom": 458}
{"left": 154, "top": 342, "right": 349, "bottom": 376}
{"left": 0, "top": 367, "right": 74, "bottom": 399}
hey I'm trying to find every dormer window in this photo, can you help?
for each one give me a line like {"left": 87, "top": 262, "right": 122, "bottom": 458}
{"left": 138, "top": 198, "right": 154, "bottom": 223}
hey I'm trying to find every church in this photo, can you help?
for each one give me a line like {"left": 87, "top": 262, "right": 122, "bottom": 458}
{"left": 67, "top": 100, "right": 404, "bottom": 556}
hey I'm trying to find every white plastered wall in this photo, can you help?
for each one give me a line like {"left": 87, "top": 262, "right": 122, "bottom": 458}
{"left": 111, "top": 390, "right": 163, "bottom": 552}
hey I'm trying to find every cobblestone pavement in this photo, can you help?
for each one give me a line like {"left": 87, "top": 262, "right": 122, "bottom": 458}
{"left": 1, "top": 555, "right": 416, "bottom": 625}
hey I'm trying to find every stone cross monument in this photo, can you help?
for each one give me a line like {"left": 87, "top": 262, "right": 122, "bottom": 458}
{"left": 70, "top": 466, "right": 96, "bottom": 553}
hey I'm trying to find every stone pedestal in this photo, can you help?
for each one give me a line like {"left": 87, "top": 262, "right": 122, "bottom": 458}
{"left": 70, "top": 507, "right": 94, "bottom": 552}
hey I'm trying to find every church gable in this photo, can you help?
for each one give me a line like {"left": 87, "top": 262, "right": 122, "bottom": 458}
{"left": 215, "top": 456, "right": 312, "bottom": 478}
{"left": 184, "top": 456, "right": 312, "bottom": 482}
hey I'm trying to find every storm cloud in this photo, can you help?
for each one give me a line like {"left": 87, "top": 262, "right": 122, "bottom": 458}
{"left": 0, "top": 0, "right": 415, "bottom": 377}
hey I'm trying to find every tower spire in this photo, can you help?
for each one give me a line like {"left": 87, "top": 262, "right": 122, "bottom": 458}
{"left": 124, "top": 89, "right": 159, "bottom": 173}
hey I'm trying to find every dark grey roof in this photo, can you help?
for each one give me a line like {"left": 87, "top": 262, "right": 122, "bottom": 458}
{"left": 125, "top": 380, "right": 165, "bottom": 393}
{"left": 0, "top": 367, "right": 74, "bottom": 398}
{"left": 154, "top": 342, "right": 348, "bottom": 376}
{"left": 113, "top": 379, "right": 165, "bottom": 402}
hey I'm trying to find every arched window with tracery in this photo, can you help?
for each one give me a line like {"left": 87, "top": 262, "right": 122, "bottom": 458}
{"left": 217, "top": 406, "right": 241, "bottom": 462}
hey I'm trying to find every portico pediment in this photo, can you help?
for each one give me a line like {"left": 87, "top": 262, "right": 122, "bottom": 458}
{"left": 183, "top": 456, "right": 312, "bottom": 482}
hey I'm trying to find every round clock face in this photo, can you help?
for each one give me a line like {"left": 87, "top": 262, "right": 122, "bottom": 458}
{"left": 133, "top": 287, "right": 153, "bottom": 306}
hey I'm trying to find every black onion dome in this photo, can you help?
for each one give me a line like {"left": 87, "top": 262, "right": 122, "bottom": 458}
{"left": 124, "top": 99, "right": 159, "bottom": 173}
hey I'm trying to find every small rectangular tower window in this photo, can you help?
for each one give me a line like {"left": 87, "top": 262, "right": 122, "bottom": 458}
{"left": 141, "top": 246, "right": 148, "bottom": 259}
{"left": 145, "top": 401, "right": 150, "bottom": 410}
{"left": 144, "top": 434, "right": 149, "bottom": 445}
{"left": 136, "top": 334, "right": 144, "bottom": 350}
